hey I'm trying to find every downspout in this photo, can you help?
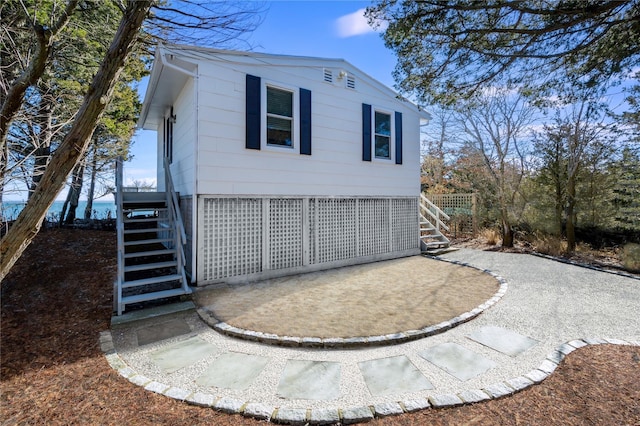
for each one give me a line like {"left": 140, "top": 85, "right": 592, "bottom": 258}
{"left": 191, "top": 68, "right": 199, "bottom": 284}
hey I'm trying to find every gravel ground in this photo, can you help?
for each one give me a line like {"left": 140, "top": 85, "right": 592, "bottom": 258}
{"left": 111, "top": 248, "right": 640, "bottom": 413}
{"left": 2, "top": 230, "right": 639, "bottom": 425}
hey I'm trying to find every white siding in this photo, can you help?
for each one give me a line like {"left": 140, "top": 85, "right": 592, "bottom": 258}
{"left": 170, "top": 78, "right": 196, "bottom": 196}
{"left": 194, "top": 58, "right": 421, "bottom": 198}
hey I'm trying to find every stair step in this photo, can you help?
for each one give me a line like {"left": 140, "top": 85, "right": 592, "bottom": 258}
{"left": 423, "top": 241, "right": 449, "bottom": 248}
{"left": 122, "top": 288, "right": 191, "bottom": 306}
{"left": 421, "top": 234, "right": 448, "bottom": 240}
{"left": 124, "top": 228, "right": 170, "bottom": 234}
{"left": 124, "top": 217, "right": 159, "bottom": 223}
{"left": 124, "top": 261, "right": 177, "bottom": 273}
{"left": 420, "top": 227, "right": 436, "bottom": 232}
{"left": 124, "top": 207, "right": 167, "bottom": 212}
{"left": 124, "top": 238, "right": 173, "bottom": 246}
{"left": 124, "top": 248, "right": 176, "bottom": 259}
{"left": 122, "top": 274, "right": 183, "bottom": 289}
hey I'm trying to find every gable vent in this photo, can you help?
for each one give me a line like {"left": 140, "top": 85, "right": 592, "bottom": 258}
{"left": 346, "top": 75, "right": 356, "bottom": 89}
{"left": 323, "top": 68, "right": 333, "bottom": 83}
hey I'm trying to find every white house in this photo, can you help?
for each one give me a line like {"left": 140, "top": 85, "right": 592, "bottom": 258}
{"left": 135, "top": 43, "right": 434, "bottom": 289}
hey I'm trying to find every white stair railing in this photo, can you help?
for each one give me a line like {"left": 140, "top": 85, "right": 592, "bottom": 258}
{"left": 163, "top": 157, "right": 188, "bottom": 290}
{"left": 420, "top": 193, "right": 450, "bottom": 233}
{"left": 419, "top": 193, "right": 451, "bottom": 251}
{"left": 115, "top": 156, "right": 125, "bottom": 314}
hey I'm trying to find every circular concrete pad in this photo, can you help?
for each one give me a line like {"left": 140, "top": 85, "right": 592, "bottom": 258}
{"left": 194, "top": 256, "right": 500, "bottom": 340}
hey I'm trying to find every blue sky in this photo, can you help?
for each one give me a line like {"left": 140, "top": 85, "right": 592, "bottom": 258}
{"left": 124, "top": 1, "right": 394, "bottom": 191}
{"left": 4, "top": 2, "right": 390, "bottom": 202}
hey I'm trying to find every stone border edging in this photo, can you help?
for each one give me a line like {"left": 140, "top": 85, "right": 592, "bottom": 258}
{"left": 99, "top": 331, "right": 640, "bottom": 425}
{"left": 528, "top": 252, "right": 640, "bottom": 281}
{"left": 194, "top": 256, "right": 508, "bottom": 349}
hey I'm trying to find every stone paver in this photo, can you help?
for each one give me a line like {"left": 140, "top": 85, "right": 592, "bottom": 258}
{"left": 149, "top": 336, "right": 218, "bottom": 373}
{"left": 467, "top": 325, "right": 538, "bottom": 357}
{"left": 358, "top": 355, "right": 433, "bottom": 396}
{"left": 277, "top": 360, "right": 341, "bottom": 400}
{"left": 419, "top": 342, "right": 496, "bottom": 381}
{"left": 196, "top": 352, "right": 268, "bottom": 390}
{"left": 136, "top": 318, "right": 191, "bottom": 345}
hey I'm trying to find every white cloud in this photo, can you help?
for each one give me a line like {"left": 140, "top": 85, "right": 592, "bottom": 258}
{"left": 335, "top": 8, "right": 387, "bottom": 38}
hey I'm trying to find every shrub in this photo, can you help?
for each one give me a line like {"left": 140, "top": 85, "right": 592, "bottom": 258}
{"left": 621, "top": 243, "right": 640, "bottom": 272}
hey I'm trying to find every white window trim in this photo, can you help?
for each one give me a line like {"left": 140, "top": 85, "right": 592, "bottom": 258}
{"left": 261, "top": 80, "right": 299, "bottom": 153}
{"left": 372, "top": 107, "right": 394, "bottom": 162}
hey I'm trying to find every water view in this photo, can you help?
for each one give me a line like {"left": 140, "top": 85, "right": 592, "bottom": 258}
{"left": 2, "top": 200, "right": 116, "bottom": 221}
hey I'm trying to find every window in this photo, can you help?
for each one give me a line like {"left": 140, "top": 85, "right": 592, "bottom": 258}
{"left": 266, "top": 86, "right": 294, "bottom": 148}
{"left": 246, "top": 74, "right": 311, "bottom": 154}
{"left": 362, "top": 103, "right": 402, "bottom": 164}
{"left": 374, "top": 111, "right": 391, "bottom": 159}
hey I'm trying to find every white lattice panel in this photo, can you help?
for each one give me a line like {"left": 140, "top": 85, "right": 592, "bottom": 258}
{"left": 199, "top": 195, "right": 419, "bottom": 282}
{"left": 359, "top": 198, "right": 390, "bottom": 256}
{"left": 202, "top": 198, "right": 262, "bottom": 281}
{"left": 317, "top": 198, "right": 357, "bottom": 263}
{"left": 392, "top": 198, "right": 419, "bottom": 251}
{"left": 308, "top": 198, "right": 317, "bottom": 264}
{"left": 269, "top": 198, "right": 304, "bottom": 269}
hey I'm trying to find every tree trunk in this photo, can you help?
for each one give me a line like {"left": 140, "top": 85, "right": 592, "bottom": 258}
{"left": 84, "top": 143, "right": 98, "bottom": 220}
{"left": 0, "top": 1, "right": 152, "bottom": 281}
{"left": 64, "top": 162, "right": 85, "bottom": 224}
{"left": 29, "top": 95, "right": 55, "bottom": 199}
{"left": 501, "top": 207, "right": 514, "bottom": 248}
{"left": 555, "top": 178, "right": 564, "bottom": 237}
{"left": 566, "top": 174, "right": 577, "bottom": 252}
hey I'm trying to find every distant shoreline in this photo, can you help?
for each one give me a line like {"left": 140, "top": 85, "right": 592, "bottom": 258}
{"left": 2, "top": 200, "right": 116, "bottom": 221}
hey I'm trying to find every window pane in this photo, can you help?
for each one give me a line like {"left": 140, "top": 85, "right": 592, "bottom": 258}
{"left": 267, "top": 87, "right": 293, "bottom": 117}
{"left": 375, "top": 135, "right": 390, "bottom": 158}
{"left": 267, "top": 116, "right": 292, "bottom": 147}
{"left": 375, "top": 111, "right": 391, "bottom": 136}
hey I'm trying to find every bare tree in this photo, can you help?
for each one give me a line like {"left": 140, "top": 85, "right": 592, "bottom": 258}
{"left": 454, "top": 87, "right": 535, "bottom": 247}
{"left": 536, "top": 98, "right": 614, "bottom": 251}
{"left": 420, "top": 107, "right": 456, "bottom": 193}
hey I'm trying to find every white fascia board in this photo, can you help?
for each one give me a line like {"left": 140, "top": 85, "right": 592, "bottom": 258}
{"left": 137, "top": 44, "right": 198, "bottom": 130}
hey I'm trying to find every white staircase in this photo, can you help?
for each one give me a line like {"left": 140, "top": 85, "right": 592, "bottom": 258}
{"left": 114, "top": 158, "right": 191, "bottom": 315}
{"left": 419, "top": 193, "right": 451, "bottom": 252}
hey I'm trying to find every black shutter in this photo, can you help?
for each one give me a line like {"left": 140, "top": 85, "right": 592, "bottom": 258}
{"left": 362, "top": 103, "right": 372, "bottom": 161}
{"left": 395, "top": 111, "right": 403, "bottom": 165}
{"left": 300, "top": 88, "right": 312, "bottom": 155}
{"left": 245, "top": 74, "right": 261, "bottom": 150}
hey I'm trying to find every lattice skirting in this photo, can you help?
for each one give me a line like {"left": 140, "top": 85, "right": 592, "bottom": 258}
{"left": 197, "top": 196, "right": 420, "bottom": 284}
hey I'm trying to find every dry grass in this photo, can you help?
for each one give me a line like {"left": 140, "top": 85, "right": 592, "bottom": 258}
{"left": 478, "top": 227, "right": 501, "bottom": 245}
{"left": 531, "top": 233, "right": 568, "bottom": 257}
{"left": 622, "top": 243, "right": 640, "bottom": 272}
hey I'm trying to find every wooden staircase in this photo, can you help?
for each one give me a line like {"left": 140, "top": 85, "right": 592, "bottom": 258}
{"left": 114, "top": 158, "right": 191, "bottom": 315}
{"left": 419, "top": 194, "right": 451, "bottom": 253}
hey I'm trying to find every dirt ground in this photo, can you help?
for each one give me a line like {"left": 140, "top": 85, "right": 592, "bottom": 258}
{"left": 1, "top": 228, "right": 639, "bottom": 425}
{"left": 195, "top": 257, "right": 498, "bottom": 338}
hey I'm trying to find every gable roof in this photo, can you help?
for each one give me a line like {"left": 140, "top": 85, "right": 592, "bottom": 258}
{"left": 138, "top": 43, "right": 430, "bottom": 129}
